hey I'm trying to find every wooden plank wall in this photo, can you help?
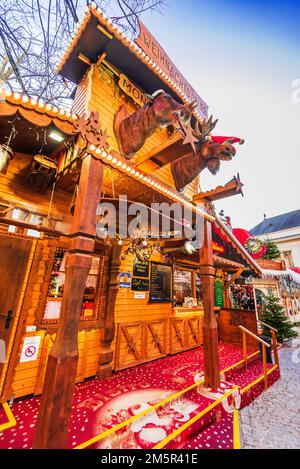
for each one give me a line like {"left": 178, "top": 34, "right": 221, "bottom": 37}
{"left": 218, "top": 308, "right": 259, "bottom": 350}
{"left": 113, "top": 249, "right": 204, "bottom": 371}
{"left": 11, "top": 329, "right": 101, "bottom": 399}
{"left": 112, "top": 251, "right": 171, "bottom": 370}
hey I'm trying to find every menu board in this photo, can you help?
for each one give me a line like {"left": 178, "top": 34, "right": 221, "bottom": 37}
{"left": 149, "top": 262, "right": 172, "bottom": 303}
{"left": 133, "top": 259, "right": 149, "bottom": 278}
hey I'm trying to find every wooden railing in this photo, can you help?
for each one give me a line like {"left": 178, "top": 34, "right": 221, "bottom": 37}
{"left": 257, "top": 320, "right": 279, "bottom": 367}
{"left": 238, "top": 325, "right": 271, "bottom": 390}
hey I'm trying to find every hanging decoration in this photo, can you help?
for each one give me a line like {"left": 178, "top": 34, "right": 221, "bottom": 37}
{"left": 0, "top": 144, "right": 14, "bottom": 175}
{"left": 114, "top": 90, "right": 192, "bottom": 159}
{"left": 232, "top": 228, "right": 267, "bottom": 259}
{"left": 26, "top": 155, "right": 58, "bottom": 194}
{"left": 0, "top": 121, "right": 18, "bottom": 175}
{"left": 171, "top": 116, "right": 244, "bottom": 191}
{"left": 121, "top": 223, "right": 160, "bottom": 262}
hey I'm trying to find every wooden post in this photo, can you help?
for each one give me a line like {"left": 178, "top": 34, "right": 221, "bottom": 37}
{"left": 223, "top": 272, "right": 231, "bottom": 308}
{"left": 33, "top": 155, "right": 103, "bottom": 449}
{"left": 199, "top": 218, "right": 220, "bottom": 390}
{"left": 97, "top": 241, "right": 122, "bottom": 379}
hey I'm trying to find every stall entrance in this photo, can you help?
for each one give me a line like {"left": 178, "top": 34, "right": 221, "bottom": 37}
{"left": 0, "top": 234, "right": 35, "bottom": 401}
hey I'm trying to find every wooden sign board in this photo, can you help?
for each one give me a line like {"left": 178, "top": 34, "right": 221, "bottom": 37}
{"left": 118, "top": 73, "right": 149, "bottom": 108}
{"left": 135, "top": 20, "right": 208, "bottom": 118}
{"left": 149, "top": 262, "right": 172, "bottom": 303}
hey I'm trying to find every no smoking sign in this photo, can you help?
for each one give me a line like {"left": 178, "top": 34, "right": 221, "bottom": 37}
{"left": 20, "top": 336, "right": 41, "bottom": 363}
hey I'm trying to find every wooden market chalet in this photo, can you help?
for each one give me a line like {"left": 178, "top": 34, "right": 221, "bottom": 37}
{"left": 0, "top": 4, "right": 281, "bottom": 449}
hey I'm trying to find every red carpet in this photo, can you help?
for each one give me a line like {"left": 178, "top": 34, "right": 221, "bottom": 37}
{"left": 0, "top": 344, "right": 280, "bottom": 450}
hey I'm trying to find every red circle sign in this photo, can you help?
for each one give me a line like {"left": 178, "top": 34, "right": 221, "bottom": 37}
{"left": 25, "top": 345, "right": 36, "bottom": 357}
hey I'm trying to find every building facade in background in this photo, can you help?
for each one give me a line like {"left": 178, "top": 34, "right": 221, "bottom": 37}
{"left": 250, "top": 210, "right": 300, "bottom": 269}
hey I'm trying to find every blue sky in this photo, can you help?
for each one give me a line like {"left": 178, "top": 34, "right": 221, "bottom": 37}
{"left": 140, "top": 0, "right": 300, "bottom": 230}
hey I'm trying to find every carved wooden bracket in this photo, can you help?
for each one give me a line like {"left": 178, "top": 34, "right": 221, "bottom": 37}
{"left": 73, "top": 110, "right": 110, "bottom": 151}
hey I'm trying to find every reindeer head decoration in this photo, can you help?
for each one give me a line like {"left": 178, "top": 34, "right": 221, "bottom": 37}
{"left": 145, "top": 90, "right": 191, "bottom": 128}
{"left": 171, "top": 116, "right": 241, "bottom": 191}
{"left": 114, "top": 90, "right": 192, "bottom": 159}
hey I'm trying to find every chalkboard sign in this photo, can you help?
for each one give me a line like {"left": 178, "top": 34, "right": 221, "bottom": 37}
{"left": 149, "top": 262, "right": 172, "bottom": 303}
{"left": 131, "top": 277, "right": 149, "bottom": 291}
{"left": 133, "top": 259, "right": 149, "bottom": 278}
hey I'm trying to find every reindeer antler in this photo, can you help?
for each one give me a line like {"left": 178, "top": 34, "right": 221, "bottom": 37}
{"left": 187, "top": 99, "right": 197, "bottom": 114}
{"left": 193, "top": 116, "right": 218, "bottom": 142}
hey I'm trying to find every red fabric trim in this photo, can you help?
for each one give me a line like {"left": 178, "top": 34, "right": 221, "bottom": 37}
{"left": 211, "top": 136, "right": 242, "bottom": 144}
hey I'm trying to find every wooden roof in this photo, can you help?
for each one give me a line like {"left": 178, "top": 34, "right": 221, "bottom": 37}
{"left": 57, "top": 3, "right": 207, "bottom": 120}
{"left": 0, "top": 89, "right": 76, "bottom": 156}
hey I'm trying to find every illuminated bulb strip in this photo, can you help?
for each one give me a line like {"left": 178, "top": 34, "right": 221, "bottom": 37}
{"left": 88, "top": 144, "right": 211, "bottom": 220}
{"left": 0, "top": 87, "right": 77, "bottom": 121}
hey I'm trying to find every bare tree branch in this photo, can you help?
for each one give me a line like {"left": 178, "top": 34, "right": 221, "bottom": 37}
{"left": 0, "top": 0, "right": 166, "bottom": 108}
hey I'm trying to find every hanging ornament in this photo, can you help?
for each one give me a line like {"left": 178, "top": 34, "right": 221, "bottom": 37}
{"left": 26, "top": 155, "right": 57, "bottom": 194}
{"left": 0, "top": 121, "right": 17, "bottom": 175}
{"left": 232, "top": 228, "right": 267, "bottom": 259}
{"left": 121, "top": 222, "right": 160, "bottom": 262}
{"left": 0, "top": 144, "right": 14, "bottom": 175}
{"left": 70, "top": 184, "right": 78, "bottom": 215}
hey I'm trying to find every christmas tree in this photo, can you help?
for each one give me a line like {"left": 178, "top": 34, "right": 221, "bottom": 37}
{"left": 260, "top": 292, "right": 297, "bottom": 342}
{"left": 262, "top": 238, "right": 281, "bottom": 260}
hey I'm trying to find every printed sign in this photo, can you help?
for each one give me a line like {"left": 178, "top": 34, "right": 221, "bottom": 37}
{"left": 135, "top": 20, "right": 208, "bottom": 118}
{"left": 214, "top": 270, "right": 224, "bottom": 308}
{"left": 119, "top": 272, "right": 132, "bottom": 289}
{"left": 134, "top": 292, "right": 146, "bottom": 299}
{"left": 20, "top": 336, "right": 41, "bottom": 363}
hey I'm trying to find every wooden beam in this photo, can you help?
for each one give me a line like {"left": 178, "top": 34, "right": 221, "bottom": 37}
{"left": 193, "top": 174, "right": 244, "bottom": 204}
{"left": 98, "top": 51, "right": 107, "bottom": 66}
{"left": 199, "top": 217, "right": 220, "bottom": 389}
{"left": 97, "top": 24, "right": 114, "bottom": 40}
{"left": 78, "top": 53, "right": 92, "bottom": 66}
{"left": 0, "top": 217, "right": 66, "bottom": 237}
{"left": 33, "top": 154, "right": 104, "bottom": 449}
{"left": 135, "top": 133, "right": 182, "bottom": 168}
{"left": 224, "top": 268, "right": 244, "bottom": 291}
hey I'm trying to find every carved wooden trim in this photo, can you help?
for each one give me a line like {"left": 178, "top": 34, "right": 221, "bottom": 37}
{"left": 170, "top": 318, "right": 185, "bottom": 354}
{"left": 114, "top": 319, "right": 168, "bottom": 371}
{"left": 115, "top": 322, "right": 144, "bottom": 371}
{"left": 144, "top": 320, "right": 167, "bottom": 359}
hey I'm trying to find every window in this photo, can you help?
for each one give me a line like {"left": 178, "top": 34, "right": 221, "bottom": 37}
{"left": 8, "top": 208, "right": 44, "bottom": 237}
{"left": 43, "top": 248, "right": 103, "bottom": 323}
{"left": 282, "top": 250, "right": 294, "bottom": 268}
{"left": 173, "top": 268, "right": 193, "bottom": 306}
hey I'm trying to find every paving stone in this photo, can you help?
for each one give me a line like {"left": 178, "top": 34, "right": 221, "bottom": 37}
{"left": 240, "top": 344, "right": 300, "bottom": 449}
